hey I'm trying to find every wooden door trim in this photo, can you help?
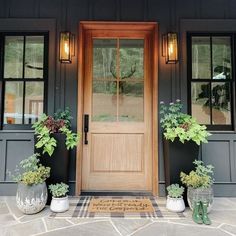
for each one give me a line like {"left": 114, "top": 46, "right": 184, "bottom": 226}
{"left": 76, "top": 21, "right": 158, "bottom": 196}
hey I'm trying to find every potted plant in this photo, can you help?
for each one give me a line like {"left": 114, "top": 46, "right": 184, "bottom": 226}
{"left": 166, "top": 184, "right": 185, "bottom": 212}
{"left": 160, "top": 100, "right": 211, "bottom": 204}
{"left": 49, "top": 182, "right": 69, "bottom": 213}
{"left": 9, "top": 153, "right": 50, "bottom": 214}
{"left": 33, "top": 107, "right": 80, "bottom": 202}
{"left": 180, "top": 160, "right": 214, "bottom": 214}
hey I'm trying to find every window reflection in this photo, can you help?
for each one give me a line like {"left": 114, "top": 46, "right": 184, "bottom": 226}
{"left": 4, "top": 82, "right": 23, "bottom": 124}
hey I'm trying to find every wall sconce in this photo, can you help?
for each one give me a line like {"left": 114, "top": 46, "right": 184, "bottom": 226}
{"left": 59, "top": 31, "right": 75, "bottom": 63}
{"left": 162, "top": 32, "right": 178, "bottom": 64}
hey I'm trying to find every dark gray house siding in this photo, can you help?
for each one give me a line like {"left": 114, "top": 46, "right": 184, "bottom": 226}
{"left": 0, "top": 0, "right": 236, "bottom": 196}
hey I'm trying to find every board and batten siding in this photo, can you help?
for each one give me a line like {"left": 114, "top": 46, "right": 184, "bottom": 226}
{"left": 0, "top": 0, "right": 236, "bottom": 196}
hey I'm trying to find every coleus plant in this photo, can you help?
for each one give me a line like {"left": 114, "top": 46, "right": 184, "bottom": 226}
{"left": 33, "top": 108, "right": 80, "bottom": 156}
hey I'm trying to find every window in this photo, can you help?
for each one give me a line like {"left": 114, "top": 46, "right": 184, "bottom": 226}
{"left": 188, "top": 33, "right": 234, "bottom": 130}
{"left": 0, "top": 33, "right": 48, "bottom": 129}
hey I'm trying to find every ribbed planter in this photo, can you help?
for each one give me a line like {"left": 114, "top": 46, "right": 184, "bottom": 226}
{"left": 50, "top": 196, "right": 69, "bottom": 213}
{"left": 187, "top": 186, "right": 214, "bottom": 213}
{"left": 163, "top": 138, "right": 200, "bottom": 205}
{"left": 34, "top": 133, "right": 69, "bottom": 204}
{"left": 16, "top": 182, "right": 47, "bottom": 214}
{"left": 166, "top": 196, "right": 185, "bottom": 213}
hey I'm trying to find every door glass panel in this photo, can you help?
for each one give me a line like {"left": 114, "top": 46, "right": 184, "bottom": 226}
{"left": 191, "top": 82, "right": 210, "bottom": 124}
{"left": 120, "top": 39, "right": 144, "bottom": 80}
{"left": 25, "top": 36, "right": 44, "bottom": 79}
{"left": 119, "top": 81, "right": 144, "bottom": 121}
{"left": 92, "top": 81, "right": 117, "bottom": 121}
{"left": 192, "top": 37, "right": 211, "bottom": 79}
{"left": 212, "top": 82, "right": 231, "bottom": 124}
{"left": 4, "top": 82, "right": 23, "bottom": 124}
{"left": 212, "top": 37, "right": 232, "bottom": 80}
{"left": 93, "top": 39, "right": 117, "bottom": 80}
{"left": 92, "top": 39, "right": 117, "bottom": 121}
{"left": 92, "top": 38, "right": 144, "bottom": 122}
{"left": 119, "top": 39, "right": 144, "bottom": 121}
{"left": 4, "top": 36, "right": 24, "bottom": 78}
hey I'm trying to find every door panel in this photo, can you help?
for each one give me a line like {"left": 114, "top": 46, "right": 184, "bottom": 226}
{"left": 91, "top": 134, "right": 143, "bottom": 172}
{"left": 82, "top": 28, "right": 153, "bottom": 191}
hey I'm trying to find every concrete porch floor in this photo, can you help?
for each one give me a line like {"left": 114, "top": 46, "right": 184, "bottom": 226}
{"left": 0, "top": 197, "right": 236, "bottom": 236}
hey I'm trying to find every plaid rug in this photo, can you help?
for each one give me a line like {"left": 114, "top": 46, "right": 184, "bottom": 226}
{"left": 49, "top": 196, "right": 187, "bottom": 219}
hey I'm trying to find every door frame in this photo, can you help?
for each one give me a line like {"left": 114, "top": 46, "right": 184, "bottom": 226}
{"left": 76, "top": 21, "right": 158, "bottom": 196}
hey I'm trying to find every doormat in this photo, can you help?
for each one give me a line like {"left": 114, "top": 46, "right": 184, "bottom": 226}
{"left": 49, "top": 196, "right": 187, "bottom": 219}
{"left": 87, "top": 198, "right": 154, "bottom": 213}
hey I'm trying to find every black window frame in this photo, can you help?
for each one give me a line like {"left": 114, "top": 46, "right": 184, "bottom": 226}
{"left": 187, "top": 32, "right": 235, "bottom": 131}
{"left": 0, "top": 32, "right": 49, "bottom": 130}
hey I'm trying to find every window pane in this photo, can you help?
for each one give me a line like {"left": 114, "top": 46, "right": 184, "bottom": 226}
{"left": 192, "top": 37, "right": 211, "bottom": 79}
{"left": 4, "top": 36, "right": 24, "bottom": 78}
{"left": 120, "top": 39, "right": 144, "bottom": 80}
{"left": 25, "top": 36, "right": 44, "bottom": 78}
{"left": 93, "top": 39, "right": 117, "bottom": 80}
{"left": 191, "top": 82, "right": 210, "bottom": 124}
{"left": 92, "top": 81, "right": 117, "bottom": 121}
{"left": 4, "top": 82, "right": 23, "bottom": 124}
{"left": 212, "top": 37, "right": 232, "bottom": 80}
{"left": 119, "top": 81, "right": 144, "bottom": 121}
{"left": 24, "top": 82, "right": 44, "bottom": 124}
{"left": 212, "top": 82, "right": 231, "bottom": 125}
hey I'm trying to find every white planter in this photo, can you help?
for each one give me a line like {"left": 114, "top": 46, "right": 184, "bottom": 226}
{"left": 166, "top": 196, "right": 185, "bottom": 213}
{"left": 50, "top": 196, "right": 69, "bottom": 213}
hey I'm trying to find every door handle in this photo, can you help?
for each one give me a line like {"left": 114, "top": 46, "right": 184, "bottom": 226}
{"left": 84, "top": 114, "right": 89, "bottom": 145}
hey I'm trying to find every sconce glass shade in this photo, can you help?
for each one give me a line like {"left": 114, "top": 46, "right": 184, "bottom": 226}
{"left": 162, "top": 32, "right": 178, "bottom": 64}
{"left": 59, "top": 31, "right": 75, "bottom": 63}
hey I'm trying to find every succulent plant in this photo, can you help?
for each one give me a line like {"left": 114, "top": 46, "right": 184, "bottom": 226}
{"left": 49, "top": 183, "right": 69, "bottom": 198}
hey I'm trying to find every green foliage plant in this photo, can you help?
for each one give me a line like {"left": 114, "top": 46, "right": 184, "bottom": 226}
{"left": 180, "top": 160, "right": 214, "bottom": 189}
{"left": 160, "top": 100, "right": 211, "bottom": 145}
{"left": 33, "top": 108, "right": 80, "bottom": 156}
{"left": 49, "top": 183, "right": 69, "bottom": 198}
{"left": 54, "top": 107, "right": 73, "bottom": 128}
{"left": 9, "top": 153, "right": 50, "bottom": 185}
{"left": 166, "top": 184, "right": 184, "bottom": 198}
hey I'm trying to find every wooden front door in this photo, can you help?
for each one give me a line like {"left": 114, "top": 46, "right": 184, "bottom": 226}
{"left": 78, "top": 22, "right": 158, "bottom": 194}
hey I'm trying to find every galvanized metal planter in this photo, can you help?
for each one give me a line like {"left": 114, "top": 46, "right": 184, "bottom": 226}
{"left": 187, "top": 186, "right": 214, "bottom": 213}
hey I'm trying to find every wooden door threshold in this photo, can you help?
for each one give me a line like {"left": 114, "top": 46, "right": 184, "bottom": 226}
{"left": 81, "top": 191, "right": 153, "bottom": 196}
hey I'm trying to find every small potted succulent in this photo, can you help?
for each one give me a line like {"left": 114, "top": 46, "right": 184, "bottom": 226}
{"left": 166, "top": 184, "right": 185, "bottom": 212}
{"left": 180, "top": 160, "right": 214, "bottom": 213}
{"left": 160, "top": 100, "right": 211, "bottom": 204}
{"left": 49, "top": 182, "right": 69, "bottom": 213}
{"left": 9, "top": 153, "right": 50, "bottom": 214}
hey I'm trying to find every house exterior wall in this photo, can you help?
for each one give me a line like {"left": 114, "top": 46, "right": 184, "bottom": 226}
{"left": 0, "top": 0, "right": 236, "bottom": 196}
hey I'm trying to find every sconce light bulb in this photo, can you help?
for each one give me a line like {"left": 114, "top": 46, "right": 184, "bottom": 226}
{"left": 64, "top": 42, "right": 69, "bottom": 55}
{"left": 168, "top": 43, "right": 174, "bottom": 55}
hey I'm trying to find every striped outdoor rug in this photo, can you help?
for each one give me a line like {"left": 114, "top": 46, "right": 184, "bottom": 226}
{"left": 49, "top": 196, "right": 187, "bottom": 219}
